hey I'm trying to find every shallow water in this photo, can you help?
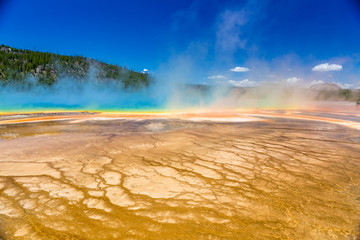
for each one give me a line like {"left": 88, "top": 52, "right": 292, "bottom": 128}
{"left": 0, "top": 106, "right": 360, "bottom": 239}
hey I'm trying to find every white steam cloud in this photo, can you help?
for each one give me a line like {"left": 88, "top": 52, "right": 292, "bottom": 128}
{"left": 308, "top": 80, "right": 324, "bottom": 87}
{"left": 286, "top": 77, "right": 301, "bottom": 84}
{"left": 0, "top": 67, "right": 166, "bottom": 111}
{"left": 216, "top": 10, "right": 248, "bottom": 53}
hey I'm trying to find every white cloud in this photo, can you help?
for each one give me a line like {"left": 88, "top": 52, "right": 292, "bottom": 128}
{"left": 142, "top": 69, "right": 148, "bottom": 72}
{"left": 308, "top": 80, "right": 324, "bottom": 86}
{"left": 312, "top": 63, "right": 343, "bottom": 72}
{"left": 286, "top": 77, "right": 301, "bottom": 84}
{"left": 228, "top": 79, "right": 256, "bottom": 87}
{"left": 230, "top": 66, "right": 250, "bottom": 72}
{"left": 207, "top": 75, "right": 227, "bottom": 79}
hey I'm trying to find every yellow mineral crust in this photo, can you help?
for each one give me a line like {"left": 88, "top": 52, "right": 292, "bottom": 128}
{"left": 0, "top": 105, "right": 359, "bottom": 239}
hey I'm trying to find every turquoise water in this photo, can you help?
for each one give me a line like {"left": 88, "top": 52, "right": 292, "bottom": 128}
{"left": 0, "top": 102, "right": 166, "bottom": 113}
{"left": 0, "top": 85, "right": 168, "bottom": 113}
{"left": 0, "top": 83, "right": 231, "bottom": 113}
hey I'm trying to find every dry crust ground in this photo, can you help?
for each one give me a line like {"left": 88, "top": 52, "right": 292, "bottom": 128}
{"left": 0, "top": 109, "right": 360, "bottom": 239}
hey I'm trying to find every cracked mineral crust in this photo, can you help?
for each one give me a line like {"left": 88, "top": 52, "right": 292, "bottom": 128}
{"left": 0, "top": 108, "right": 360, "bottom": 239}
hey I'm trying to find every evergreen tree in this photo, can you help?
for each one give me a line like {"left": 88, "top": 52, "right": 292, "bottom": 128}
{"left": 0, "top": 44, "right": 151, "bottom": 89}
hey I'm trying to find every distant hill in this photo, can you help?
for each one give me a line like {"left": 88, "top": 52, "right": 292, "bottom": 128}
{"left": 309, "top": 82, "right": 360, "bottom": 101}
{"left": 183, "top": 83, "right": 360, "bottom": 103}
{"left": 0, "top": 45, "right": 152, "bottom": 89}
{"left": 309, "top": 82, "right": 341, "bottom": 91}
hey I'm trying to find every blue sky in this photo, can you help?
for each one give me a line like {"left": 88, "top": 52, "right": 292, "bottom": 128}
{"left": 1, "top": 0, "right": 360, "bottom": 87}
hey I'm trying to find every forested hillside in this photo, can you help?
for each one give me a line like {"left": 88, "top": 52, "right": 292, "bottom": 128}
{"left": 0, "top": 45, "right": 151, "bottom": 88}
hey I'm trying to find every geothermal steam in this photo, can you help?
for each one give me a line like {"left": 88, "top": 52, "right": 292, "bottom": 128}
{"left": 0, "top": 63, "right": 353, "bottom": 112}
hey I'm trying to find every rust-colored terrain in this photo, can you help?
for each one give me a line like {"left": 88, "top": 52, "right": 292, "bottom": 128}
{"left": 0, "top": 104, "right": 360, "bottom": 239}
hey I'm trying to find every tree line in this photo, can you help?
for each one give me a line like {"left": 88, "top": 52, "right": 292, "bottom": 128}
{"left": 0, "top": 44, "right": 152, "bottom": 88}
